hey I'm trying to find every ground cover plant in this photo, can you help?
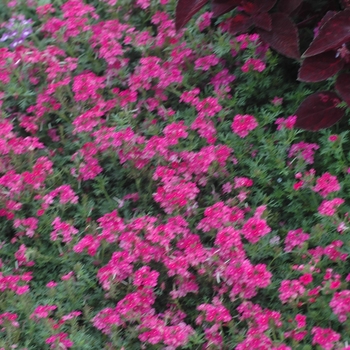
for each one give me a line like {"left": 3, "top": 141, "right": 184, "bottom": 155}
{"left": 2, "top": 0, "right": 350, "bottom": 349}
{"left": 175, "top": 0, "right": 350, "bottom": 131}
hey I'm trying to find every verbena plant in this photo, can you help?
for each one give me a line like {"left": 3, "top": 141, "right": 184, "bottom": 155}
{"left": 1, "top": 0, "right": 350, "bottom": 349}
{"left": 175, "top": 0, "right": 350, "bottom": 131}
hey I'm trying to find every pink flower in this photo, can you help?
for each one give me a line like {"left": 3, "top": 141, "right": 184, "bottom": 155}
{"left": 61, "top": 311, "right": 81, "bottom": 322}
{"left": 46, "top": 281, "right": 57, "bottom": 288}
{"left": 196, "top": 96, "right": 222, "bottom": 117}
{"left": 241, "top": 58, "right": 266, "bottom": 72}
{"left": 279, "top": 280, "right": 305, "bottom": 304}
{"left": 272, "top": 96, "right": 283, "bottom": 106}
{"left": 311, "top": 327, "right": 340, "bottom": 350}
{"left": 225, "top": 261, "right": 272, "bottom": 300}
{"left": 210, "top": 69, "right": 235, "bottom": 95}
{"left": 15, "top": 285, "right": 29, "bottom": 295}
{"left": 197, "top": 301, "right": 232, "bottom": 323}
{"left": 330, "top": 280, "right": 341, "bottom": 290}
{"left": 329, "top": 135, "right": 338, "bottom": 142}
{"left": 313, "top": 173, "right": 340, "bottom": 197}
{"left": 72, "top": 104, "right": 106, "bottom": 134}
{"left": 0, "top": 312, "right": 19, "bottom": 328}
{"left": 195, "top": 54, "right": 220, "bottom": 71}
{"left": 236, "top": 329, "right": 273, "bottom": 349}
{"left": 222, "top": 182, "right": 232, "bottom": 194}
{"left": 73, "top": 234, "right": 100, "bottom": 256}
{"left": 234, "top": 177, "right": 253, "bottom": 188}
{"left": 318, "top": 198, "right": 344, "bottom": 216}
{"left": 13, "top": 217, "right": 38, "bottom": 238}
{"left": 97, "top": 251, "right": 135, "bottom": 290}
{"left": 214, "top": 227, "right": 243, "bottom": 253}
{"left": 288, "top": 142, "right": 319, "bottom": 164}
{"left": 30, "top": 305, "right": 57, "bottom": 319}
{"left": 197, "top": 202, "right": 238, "bottom": 232}
{"left": 133, "top": 266, "right": 159, "bottom": 288}
{"left": 117, "top": 89, "right": 138, "bottom": 108}
{"left": 179, "top": 88, "right": 200, "bottom": 106}
{"left": 231, "top": 114, "right": 258, "bottom": 138}
{"left": 337, "top": 222, "right": 348, "bottom": 234}
{"left": 293, "top": 181, "right": 304, "bottom": 190}
{"left": 284, "top": 229, "right": 310, "bottom": 252}
{"left": 241, "top": 216, "right": 271, "bottom": 243}
{"left": 324, "top": 240, "right": 347, "bottom": 261}
{"left": 36, "top": 4, "right": 55, "bottom": 17}
{"left": 61, "top": 271, "right": 74, "bottom": 281}
{"left": 299, "top": 273, "right": 313, "bottom": 285}
{"left": 163, "top": 121, "right": 188, "bottom": 145}
{"left": 169, "top": 275, "right": 199, "bottom": 298}
{"left": 72, "top": 71, "right": 105, "bottom": 102}
{"left": 50, "top": 217, "right": 78, "bottom": 243}
{"left": 14, "top": 244, "right": 32, "bottom": 267}
{"left": 284, "top": 330, "right": 307, "bottom": 342}
{"left": 275, "top": 115, "right": 297, "bottom": 130}
{"left": 91, "top": 307, "right": 121, "bottom": 334}
{"left": 203, "top": 324, "right": 223, "bottom": 347}
{"left": 254, "top": 205, "right": 267, "bottom": 219}
{"left": 153, "top": 175, "right": 199, "bottom": 214}
{"left": 295, "top": 314, "right": 306, "bottom": 328}
{"left": 135, "top": 0, "right": 150, "bottom": 9}
{"left": 46, "top": 332, "right": 73, "bottom": 348}
{"left": 330, "top": 290, "right": 350, "bottom": 322}
{"left": 196, "top": 12, "right": 213, "bottom": 31}
{"left": 191, "top": 116, "right": 217, "bottom": 143}
{"left": 138, "top": 315, "right": 194, "bottom": 348}
{"left": 162, "top": 322, "right": 195, "bottom": 347}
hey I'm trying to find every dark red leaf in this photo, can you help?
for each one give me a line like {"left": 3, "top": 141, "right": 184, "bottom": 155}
{"left": 302, "top": 9, "right": 350, "bottom": 58}
{"left": 298, "top": 51, "right": 344, "bottom": 82}
{"left": 295, "top": 91, "right": 345, "bottom": 131}
{"left": 277, "top": 0, "right": 303, "bottom": 14}
{"left": 252, "top": 0, "right": 277, "bottom": 13}
{"left": 228, "top": 14, "right": 253, "bottom": 35}
{"left": 253, "top": 12, "right": 272, "bottom": 31}
{"left": 212, "top": 0, "right": 242, "bottom": 18}
{"left": 342, "top": 0, "right": 350, "bottom": 9}
{"left": 335, "top": 73, "right": 350, "bottom": 107}
{"left": 175, "top": 0, "right": 208, "bottom": 31}
{"left": 241, "top": 0, "right": 276, "bottom": 14}
{"left": 257, "top": 13, "right": 300, "bottom": 59}
{"left": 241, "top": 1, "right": 256, "bottom": 14}
{"left": 317, "top": 11, "right": 338, "bottom": 30}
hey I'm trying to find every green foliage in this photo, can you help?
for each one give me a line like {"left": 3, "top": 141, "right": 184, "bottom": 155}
{"left": 1, "top": 0, "right": 350, "bottom": 349}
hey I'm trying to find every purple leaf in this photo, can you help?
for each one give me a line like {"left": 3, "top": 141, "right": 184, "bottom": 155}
{"left": 175, "top": 0, "right": 208, "bottom": 31}
{"left": 295, "top": 91, "right": 345, "bottom": 131}
{"left": 212, "top": 0, "right": 242, "bottom": 18}
{"left": 228, "top": 13, "right": 253, "bottom": 35}
{"left": 298, "top": 51, "right": 344, "bottom": 82}
{"left": 253, "top": 12, "right": 272, "bottom": 31}
{"left": 258, "top": 12, "right": 300, "bottom": 59}
{"left": 341, "top": 0, "right": 350, "bottom": 9}
{"left": 335, "top": 73, "right": 350, "bottom": 107}
{"left": 302, "top": 9, "right": 350, "bottom": 58}
{"left": 317, "top": 11, "right": 338, "bottom": 30}
{"left": 277, "top": 0, "right": 303, "bottom": 14}
{"left": 241, "top": 0, "right": 276, "bottom": 14}
{"left": 252, "top": 0, "right": 277, "bottom": 13}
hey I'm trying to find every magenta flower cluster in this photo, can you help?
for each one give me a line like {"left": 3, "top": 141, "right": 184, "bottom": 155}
{"left": 0, "top": 0, "right": 350, "bottom": 349}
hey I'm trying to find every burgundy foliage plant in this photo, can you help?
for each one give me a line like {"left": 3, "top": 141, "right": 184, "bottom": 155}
{"left": 175, "top": 0, "right": 350, "bottom": 131}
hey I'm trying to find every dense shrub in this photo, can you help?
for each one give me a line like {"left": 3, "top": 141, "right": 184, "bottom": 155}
{"left": 1, "top": 0, "right": 350, "bottom": 349}
{"left": 175, "top": 0, "right": 350, "bottom": 131}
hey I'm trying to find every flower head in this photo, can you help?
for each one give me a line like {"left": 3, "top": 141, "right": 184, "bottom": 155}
{"left": 231, "top": 114, "right": 258, "bottom": 138}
